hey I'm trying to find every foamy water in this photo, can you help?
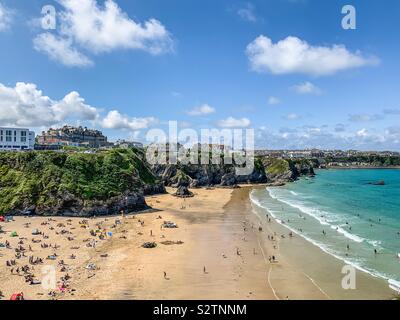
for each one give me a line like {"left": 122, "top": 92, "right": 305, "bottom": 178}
{"left": 250, "top": 169, "right": 400, "bottom": 294}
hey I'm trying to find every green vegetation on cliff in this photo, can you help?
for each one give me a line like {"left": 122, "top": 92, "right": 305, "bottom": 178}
{"left": 325, "top": 155, "right": 400, "bottom": 167}
{"left": 264, "top": 158, "right": 290, "bottom": 176}
{"left": 0, "top": 148, "right": 158, "bottom": 214}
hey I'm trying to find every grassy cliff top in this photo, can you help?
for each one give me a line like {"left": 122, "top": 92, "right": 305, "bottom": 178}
{"left": 0, "top": 148, "right": 157, "bottom": 214}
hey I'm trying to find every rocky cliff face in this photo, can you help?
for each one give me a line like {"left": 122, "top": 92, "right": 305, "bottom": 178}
{"left": 0, "top": 149, "right": 165, "bottom": 217}
{"left": 152, "top": 163, "right": 267, "bottom": 188}
{"left": 1, "top": 149, "right": 315, "bottom": 217}
{"left": 152, "top": 157, "right": 315, "bottom": 188}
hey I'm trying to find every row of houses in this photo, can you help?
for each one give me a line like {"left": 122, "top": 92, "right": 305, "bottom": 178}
{"left": 254, "top": 149, "right": 400, "bottom": 159}
{"left": 0, "top": 126, "right": 143, "bottom": 151}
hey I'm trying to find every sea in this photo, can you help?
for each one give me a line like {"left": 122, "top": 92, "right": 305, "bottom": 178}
{"left": 250, "top": 169, "right": 400, "bottom": 293}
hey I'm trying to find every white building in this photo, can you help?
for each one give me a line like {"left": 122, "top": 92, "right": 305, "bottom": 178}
{"left": 0, "top": 127, "right": 35, "bottom": 151}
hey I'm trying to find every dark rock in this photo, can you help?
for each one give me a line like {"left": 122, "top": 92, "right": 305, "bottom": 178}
{"left": 143, "top": 183, "right": 166, "bottom": 195}
{"left": 220, "top": 173, "right": 238, "bottom": 187}
{"left": 189, "top": 179, "right": 200, "bottom": 188}
{"left": 368, "top": 180, "right": 385, "bottom": 186}
{"left": 142, "top": 242, "right": 157, "bottom": 248}
{"left": 174, "top": 186, "right": 194, "bottom": 198}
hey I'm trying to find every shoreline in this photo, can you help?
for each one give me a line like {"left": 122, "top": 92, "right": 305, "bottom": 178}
{"left": 250, "top": 185, "right": 396, "bottom": 300}
{"left": 0, "top": 184, "right": 396, "bottom": 300}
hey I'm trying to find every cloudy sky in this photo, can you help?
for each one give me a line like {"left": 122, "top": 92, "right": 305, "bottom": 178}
{"left": 0, "top": 0, "right": 400, "bottom": 150}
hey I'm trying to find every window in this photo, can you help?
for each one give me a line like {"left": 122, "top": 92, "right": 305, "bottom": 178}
{"left": 21, "top": 131, "right": 27, "bottom": 142}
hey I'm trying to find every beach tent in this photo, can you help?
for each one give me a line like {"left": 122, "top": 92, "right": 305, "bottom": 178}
{"left": 10, "top": 293, "right": 24, "bottom": 300}
{"left": 10, "top": 231, "right": 18, "bottom": 237}
{"left": 0, "top": 216, "right": 5, "bottom": 222}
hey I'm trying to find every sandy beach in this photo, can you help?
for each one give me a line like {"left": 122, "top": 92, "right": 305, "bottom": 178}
{"left": 0, "top": 186, "right": 394, "bottom": 300}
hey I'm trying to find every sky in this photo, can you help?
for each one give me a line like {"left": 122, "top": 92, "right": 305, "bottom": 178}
{"left": 0, "top": 0, "right": 400, "bottom": 150}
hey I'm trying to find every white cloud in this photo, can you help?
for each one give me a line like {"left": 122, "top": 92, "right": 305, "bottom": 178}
{"left": 356, "top": 128, "right": 368, "bottom": 137}
{"left": 246, "top": 35, "right": 379, "bottom": 76}
{"left": 292, "top": 82, "right": 322, "bottom": 95}
{"left": 34, "top": 0, "right": 173, "bottom": 66}
{"left": 33, "top": 33, "right": 93, "bottom": 67}
{"left": 268, "top": 96, "right": 281, "bottom": 105}
{"left": 0, "top": 82, "right": 100, "bottom": 127}
{"left": 237, "top": 3, "right": 257, "bottom": 22}
{"left": 0, "top": 2, "right": 12, "bottom": 31}
{"left": 218, "top": 117, "right": 251, "bottom": 128}
{"left": 101, "top": 110, "right": 158, "bottom": 131}
{"left": 187, "top": 104, "right": 216, "bottom": 116}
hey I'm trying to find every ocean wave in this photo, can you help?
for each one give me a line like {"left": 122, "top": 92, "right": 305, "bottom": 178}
{"left": 267, "top": 187, "right": 382, "bottom": 247}
{"left": 389, "top": 279, "right": 400, "bottom": 293}
{"left": 250, "top": 189, "right": 400, "bottom": 293}
{"left": 331, "top": 225, "right": 364, "bottom": 243}
{"left": 268, "top": 188, "right": 331, "bottom": 226}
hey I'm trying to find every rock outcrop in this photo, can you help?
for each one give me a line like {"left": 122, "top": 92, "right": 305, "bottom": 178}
{"left": 174, "top": 186, "right": 194, "bottom": 198}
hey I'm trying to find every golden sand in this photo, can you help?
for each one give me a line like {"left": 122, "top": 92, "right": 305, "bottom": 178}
{"left": 0, "top": 186, "right": 393, "bottom": 300}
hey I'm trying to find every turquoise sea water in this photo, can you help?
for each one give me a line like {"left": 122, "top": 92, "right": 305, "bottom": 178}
{"left": 250, "top": 169, "right": 400, "bottom": 292}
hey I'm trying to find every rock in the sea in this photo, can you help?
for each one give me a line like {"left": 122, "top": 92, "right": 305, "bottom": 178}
{"left": 369, "top": 180, "right": 385, "bottom": 186}
{"left": 174, "top": 186, "right": 194, "bottom": 198}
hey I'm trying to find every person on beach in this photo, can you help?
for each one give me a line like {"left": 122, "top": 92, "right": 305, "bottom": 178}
{"left": 163, "top": 271, "right": 167, "bottom": 279}
{"left": 203, "top": 266, "right": 206, "bottom": 274}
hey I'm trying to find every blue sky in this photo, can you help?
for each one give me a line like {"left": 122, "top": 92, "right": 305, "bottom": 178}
{"left": 0, "top": 0, "right": 400, "bottom": 150}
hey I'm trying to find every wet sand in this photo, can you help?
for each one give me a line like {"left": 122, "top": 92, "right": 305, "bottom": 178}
{"left": 0, "top": 186, "right": 394, "bottom": 300}
{"left": 250, "top": 185, "right": 395, "bottom": 300}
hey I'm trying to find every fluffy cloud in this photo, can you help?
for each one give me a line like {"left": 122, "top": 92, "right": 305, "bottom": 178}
{"left": 187, "top": 104, "right": 216, "bottom": 116}
{"left": 34, "top": 0, "right": 173, "bottom": 66}
{"left": 218, "top": 117, "right": 251, "bottom": 128}
{"left": 34, "top": 33, "right": 93, "bottom": 67}
{"left": 356, "top": 128, "right": 368, "bottom": 137}
{"left": 0, "top": 82, "right": 158, "bottom": 134}
{"left": 268, "top": 96, "right": 281, "bottom": 105}
{"left": 0, "top": 82, "right": 99, "bottom": 127}
{"left": 292, "top": 82, "right": 322, "bottom": 95}
{"left": 237, "top": 3, "right": 257, "bottom": 22}
{"left": 246, "top": 35, "right": 379, "bottom": 76}
{"left": 0, "top": 2, "right": 11, "bottom": 31}
{"left": 101, "top": 110, "right": 158, "bottom": 131}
